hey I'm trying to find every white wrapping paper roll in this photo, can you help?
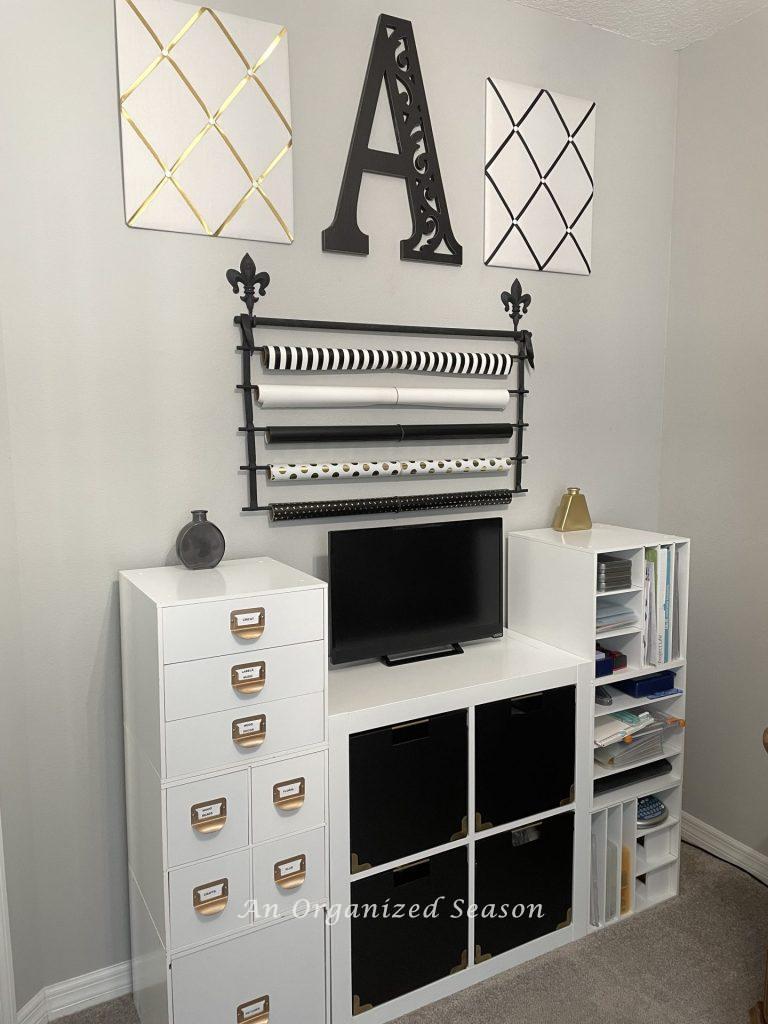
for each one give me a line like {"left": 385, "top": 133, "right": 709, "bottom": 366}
{"left": 268, "top": 456, "right": 515, "bottom": 481}
{"left": 255, "top": 384, "right": 391, "bottom": 408}
{"left": 254, "top": 384, "right": 509, "bottom": 410}
{"left": 397, "top": 387, "right": 508, "bottom": 410}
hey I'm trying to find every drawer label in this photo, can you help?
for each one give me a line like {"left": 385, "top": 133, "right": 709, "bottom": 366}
{"left": 196, "top": 881, "right": 225, "bottom": 902}
{"left": 277, "top": 857, "right": 302, "bottom": 878}
{"left": 277, "top": 780, "right": 301, "bottom": 799}
{"left": 237, "top": 996, "right": 269, "bottom": 1023}
{"left": 235, "top": 664, "right": 263, "bottom": 682}
{"left": 236, "top": 717, "right": 264, "bottom": 736}
{"left": 194, "top": 801, "right": 223, "bottom": 821}
{"left": 234, "top": 611, "right": 263, "bottom": 628}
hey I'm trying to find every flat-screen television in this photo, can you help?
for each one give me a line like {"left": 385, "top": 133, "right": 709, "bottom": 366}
{"left": 329, "top": 518, "right": 503, "bottom": 665}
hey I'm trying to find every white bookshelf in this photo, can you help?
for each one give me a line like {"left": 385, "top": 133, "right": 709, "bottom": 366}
{"left": 507, "top": 524, "right": 690, "bottom": 928}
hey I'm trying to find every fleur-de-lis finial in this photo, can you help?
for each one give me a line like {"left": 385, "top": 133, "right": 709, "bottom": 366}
{"left": 501, "top": 280, "right": 534, "bottom": 368}
{"left": 226, "top": 253, "right": 270, "bottom": 317}
{"left": 500, "top": 279, "right": 531, "bottom": 332}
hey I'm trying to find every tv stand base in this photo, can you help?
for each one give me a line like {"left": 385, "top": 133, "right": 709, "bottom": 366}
{"left": 382, "top": 642, "right": 464, "bottom": 667}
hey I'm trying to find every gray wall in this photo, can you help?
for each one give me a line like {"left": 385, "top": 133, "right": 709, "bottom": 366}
{"left": 0, "top": 0, "right": 677, "bottom": 1006}
{"left": 661, "top": 11, "right": 768, "bottom": 855}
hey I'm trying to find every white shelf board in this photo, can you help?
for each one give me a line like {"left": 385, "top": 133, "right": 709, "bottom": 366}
{"left": 592, "top": 658, "right": 685, "bottom": 686}
{"left": 636, "top": 815, "right": 679, "bottom": 839}
{"left": 596, "top": 586, "right": 642, "bottom": 597}
{"left": 595, "top": 624, "right": 642, "bottom": 641}
{"left": 593, "top": 746, "right": 682, "bottom": 781}
{"left": 592, "top": 769, "right": 682, "bottom": 812}
{"left": 635, "top": 850, "right": 678, "bottom": 877}
{"left": 328, "top": 632, "right": 586, "bottom": 718}
{"left": 594, "top": 688, "right": 685, "bottom": 718}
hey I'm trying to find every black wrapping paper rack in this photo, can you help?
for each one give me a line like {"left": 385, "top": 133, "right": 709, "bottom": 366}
{"left": 226, "top": 254, "right": 534, "bottom": 519}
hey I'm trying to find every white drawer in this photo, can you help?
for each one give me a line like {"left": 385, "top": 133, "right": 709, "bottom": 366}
{"left": 164, "top": 641, "right": 325, "bottom": 721}
{"left": 168, "top": 849, "right": 251, "bottom": 952}
{"left": 165, "top": 692, "right": 325, "bottom": 779}
{"left": 162, "top": 590, "right": 324, "bottom": 664}
{"left": 252, "top": 827, "right": 326, "bottom": 919}
{"left": 171, "top": 914, "right": 326, "bottom": 1024}
{"left": 166, "top": 771, "right": 249, "bottom": 868}
{"left": 251, "top": 751, "right": 326, "bottom": 845}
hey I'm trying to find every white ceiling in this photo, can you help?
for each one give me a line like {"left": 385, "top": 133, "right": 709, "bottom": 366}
{"left": 516, "top": 0, "right": 768, "bottom": 48}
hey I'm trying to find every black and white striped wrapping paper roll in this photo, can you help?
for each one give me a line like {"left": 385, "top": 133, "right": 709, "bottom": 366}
{"left": 267, "top": 456, "right": 515, "bottom": 481}
{"left": 267, "top": 489, "right": 516, "bottom": 521}
{"left": 261, "top": 345, "right": 515, "bottom": 377}
{"left": 264, "top": 423, "right": 516, "bottom": 444}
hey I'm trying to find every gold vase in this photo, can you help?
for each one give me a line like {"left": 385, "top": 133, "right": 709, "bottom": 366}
{"left": 552, "top": 487, "right": 592, "bottom": 532}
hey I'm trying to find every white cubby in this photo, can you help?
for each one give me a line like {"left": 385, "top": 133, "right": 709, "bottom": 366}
{"left": 508, "top": 524, "right": 690, "bottom": 928}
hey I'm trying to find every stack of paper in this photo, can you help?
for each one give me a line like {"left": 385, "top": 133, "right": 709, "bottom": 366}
{"left": 596, "top": 600, "right": 638, "bottom": 633}
{"left": 643, "top": 546, "right": 676, "bottom": 665}
{"left": 594, "top": 725, "right": 664, "bottom": 769}
{"left": 594, "top": 710, "right": 654, "bottom": 748}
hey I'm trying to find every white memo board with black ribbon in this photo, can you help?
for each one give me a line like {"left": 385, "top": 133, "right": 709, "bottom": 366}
{"left": 484, "top": 78, "right": 596, "bottom": 275}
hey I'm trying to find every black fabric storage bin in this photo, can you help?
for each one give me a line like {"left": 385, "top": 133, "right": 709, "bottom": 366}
{"left": 349, "top": 710, "right": 468, "bottom": 871}
{"left": 474, "top": 811, "right": 574, "bottom": 961}
{"left": 475, "top": 685, "right": 575, "bottom": 830}
{"left": 351, "top": 846, "right": 468, "bottom": 1012}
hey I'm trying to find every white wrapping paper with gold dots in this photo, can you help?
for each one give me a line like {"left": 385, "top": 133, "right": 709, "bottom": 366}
{"left": 267, "top": 456, "right": 514, "bottom": 482}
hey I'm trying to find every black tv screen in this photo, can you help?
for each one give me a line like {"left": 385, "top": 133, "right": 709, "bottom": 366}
{"left": 329, "top": 518, "right": 503, "bottom": 664}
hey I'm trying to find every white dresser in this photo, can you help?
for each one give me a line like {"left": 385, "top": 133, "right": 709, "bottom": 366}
{"left": 119, "top": 558, "right": 329, "bottom": 1024}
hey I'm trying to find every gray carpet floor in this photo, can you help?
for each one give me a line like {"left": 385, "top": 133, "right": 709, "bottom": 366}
{"left": 59, "top": 845, "right": 768, "bottom": 1024}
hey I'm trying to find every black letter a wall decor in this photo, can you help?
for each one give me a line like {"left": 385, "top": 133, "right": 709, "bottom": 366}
{"left": 322, "top": 13, "right": 463, "bottom": 265}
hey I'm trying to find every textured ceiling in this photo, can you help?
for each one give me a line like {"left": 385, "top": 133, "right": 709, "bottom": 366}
{"left": 515, "top": 0, "right": 768, "bottom": 48}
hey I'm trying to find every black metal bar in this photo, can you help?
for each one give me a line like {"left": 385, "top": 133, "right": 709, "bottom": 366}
{"left": 247, "top": 315, "right": 519, "bottom": 341}
{"left": 514, "top": 336, "right": 526, "bottom": 491}
{"left": 236, "top": 314, "right": 260, "bottom": 511}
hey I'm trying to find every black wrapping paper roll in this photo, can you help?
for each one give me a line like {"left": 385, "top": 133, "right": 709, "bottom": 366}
{"left": 264, "top": 423, "right": 515, "bottom": 445}
{"left": 268, "top": 489, "right": 516, "bottom": 522}
{"left": 402, "top": 423, "right": 514, "bottom": 441}
{"left": 265, "top": 424, "right": 403, "bottom": 444}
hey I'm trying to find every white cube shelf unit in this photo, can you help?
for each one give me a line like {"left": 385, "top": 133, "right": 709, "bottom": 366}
{"left": 328, "top": 634, "right": 590, "bottom": 1024}
{"left": 119, "top": 558, "right": 329, "bottom": 1024}
{"left": 508, "top": 525, "right": 690, "bottom": 927}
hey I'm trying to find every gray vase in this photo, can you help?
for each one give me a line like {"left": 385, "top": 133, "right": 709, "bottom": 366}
{"left": 176, "top": 510, "right": 225, "bottom": 570}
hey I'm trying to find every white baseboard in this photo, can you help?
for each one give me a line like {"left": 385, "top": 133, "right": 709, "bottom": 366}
{"left": 17, "top": 961, "right": 131, "bottom": 1024}
{"left": 682, "top": 811, "right": 768, "bottom": 885}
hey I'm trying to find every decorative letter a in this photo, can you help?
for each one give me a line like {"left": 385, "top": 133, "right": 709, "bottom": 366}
{"left": 322, "top": 13, "right": 463, "bottom": 265}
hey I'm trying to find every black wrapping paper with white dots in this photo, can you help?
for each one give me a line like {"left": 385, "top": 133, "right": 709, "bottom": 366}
{"left": 268, "top": 489, "right": 516, "bottom": 521}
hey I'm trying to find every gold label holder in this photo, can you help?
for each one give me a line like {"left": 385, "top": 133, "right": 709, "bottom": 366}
{"left": 190, "top": 797, "right": 228, "bottom": 834}
{"left": 192, "top": 877, "right": 229, "bottom": 916}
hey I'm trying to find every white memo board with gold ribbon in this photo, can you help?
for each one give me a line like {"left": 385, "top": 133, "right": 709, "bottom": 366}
{"left": 114, "top": 0, "right": 293, "bottom": 243}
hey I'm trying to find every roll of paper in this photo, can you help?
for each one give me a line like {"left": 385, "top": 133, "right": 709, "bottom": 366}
{"left": 395, "top": 387, "right": 509, "bottom": 410}
{"left": 264, "top": 423, "right": 516, "bottom": 444}
{"left": 268, "top": 456, "right": 515, "bottom": 482}
{"left": 402, "top": 423, "right": 515, "bottom": 441}
{"left": 268, "top": 489, "right": 516, "bottom": 521}
{"left": 255, "top": 384, "right": 393, "bottom": 409}
{"left": 262, "top": 345, "right": 515, "bottom": 377}
{"left": 255, "top": 385, "right": 509, "bottom": 410}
